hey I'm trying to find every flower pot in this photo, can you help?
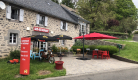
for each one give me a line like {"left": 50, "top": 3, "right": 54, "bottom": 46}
{"left": 55, "top": 61, "right": 64, "bottom": 70}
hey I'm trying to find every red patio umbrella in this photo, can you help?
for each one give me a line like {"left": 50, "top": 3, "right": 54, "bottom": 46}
{"left": 73, "top": 32, "right": 118, "bottom": 60}
{"left": 74, "top": 32, "right": 118, "bottom": 40}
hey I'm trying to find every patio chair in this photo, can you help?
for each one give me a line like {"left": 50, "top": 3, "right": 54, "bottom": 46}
{"left": 30, "top": 50, "right": 34, "bottom": 60}
{"left": 103, "top": 51, "right": 110, "bottom": 59}
{"left": 102, "top": 51, "right": 109, "bottom": 60}
{"left": 92, "top": 50, "right": 98, "bottom": 59}
{"left": 34, "top": 49, "right": 44, "bottom": 60}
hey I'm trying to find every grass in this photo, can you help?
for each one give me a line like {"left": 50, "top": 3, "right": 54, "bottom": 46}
{"left": 0, "top": 58, "right": 66, "bottom": 80}
{"left": 103, "top": 39, "right": 138, "bottom": 62}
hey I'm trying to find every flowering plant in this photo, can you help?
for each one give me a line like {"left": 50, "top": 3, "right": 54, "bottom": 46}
{"left": 57, "top": 47, "right": 68, "bottom": 52}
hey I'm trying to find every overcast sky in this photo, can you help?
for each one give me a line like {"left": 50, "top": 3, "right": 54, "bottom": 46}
{"left": 132, "top": 0, "right": 138, "bottom": 8}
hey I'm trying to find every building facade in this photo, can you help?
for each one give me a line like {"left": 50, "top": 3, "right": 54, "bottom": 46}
{"left": 0, "top": 0, "right": 90, "bottom": 58}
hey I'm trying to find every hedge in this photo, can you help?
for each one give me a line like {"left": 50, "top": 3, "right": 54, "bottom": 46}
{"left": 90, "top": 30, "right": 128, "bottom": 36}
{"left": 71, "top": 45, "right": 119, "bottom": 55}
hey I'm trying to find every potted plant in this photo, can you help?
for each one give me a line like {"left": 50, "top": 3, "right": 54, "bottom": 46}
{"left": 55, "top": 47, "right": 64, "bottom": 70}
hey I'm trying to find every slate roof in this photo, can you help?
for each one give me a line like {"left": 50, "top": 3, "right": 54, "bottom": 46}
{"left": 2, "top": 0, "right": 78, "bottom": 24}
{"left": 62, "top": 6, "right": 90, "bottom": 24}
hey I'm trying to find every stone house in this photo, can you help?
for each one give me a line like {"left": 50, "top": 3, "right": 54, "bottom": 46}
{"left": 0, "top": 0, "right": 90, "bottom": 58}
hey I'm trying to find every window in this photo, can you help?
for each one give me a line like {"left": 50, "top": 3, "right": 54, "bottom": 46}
{"left": 61, "top": 40, "right": 65, "bottom": 45}
{"left": 11, "top": 8, "right": 19, "bottom": 20}
{"left": 63, "top": 21, "right": 66, "bottom": 30}
{"left": 39, "top": 15, "right": 45, "bottom": 25}
{"left": 9, "top": 33, "right": 17, "bottom": 44}
{"left": 82, "top": 25, "right": 84, "bottom": 32}
{"left": 61, "top": 21, "right": 68, "bottom": 30}
{"left": 6, "top": 5, "right": 24, "bottom": 21}
{"left": 36, "top": 14, "right": 48, "bottom": 26}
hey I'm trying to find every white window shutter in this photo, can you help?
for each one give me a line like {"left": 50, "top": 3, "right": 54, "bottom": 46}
{"left": 36, "top": 14, "right": 40, "bottom": 25}
{"left": 66, "top": 22, "right": 68, "bottom": 31}
{"left": 6, "top": 5, "right": 11, "bottom": 19}
{"left": 61, "top": 21, "right": 63, "bottom": 30}
{"left": 19, "top": 9, "right": 24, "bottom": 21}
{"left": 45, "top": 16, "right": 48, "bottom": 26}
{"left": 85, "top": 26, "right": 86, "bottom": 34}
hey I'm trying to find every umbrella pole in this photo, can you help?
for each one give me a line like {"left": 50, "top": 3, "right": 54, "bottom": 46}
{"left": 83, "top": 32, "right": 84, "bottom": 59}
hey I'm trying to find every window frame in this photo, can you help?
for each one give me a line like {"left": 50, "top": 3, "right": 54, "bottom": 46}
{"left": 9, "top": 33, "right": 17, "bottom": 44}
{"left": 11, "top": 6, "right": 19, "bottom": 20}
{"left": 61, "top": 40, "right": 65, "bottom": 45}
{"left": 39, "top": 15, "right": 45, "bottom": 26}
{"left": 62, "top": 21, "right": 66, "bottom": 30}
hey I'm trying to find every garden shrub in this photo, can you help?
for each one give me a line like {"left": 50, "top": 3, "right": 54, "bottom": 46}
{"left": 10, "top": 49, "right": 20, "bottom": 59}
{"left": 51, "top": 44, "right": 58, "bottom": 53}
{"left": 71, "top": 45, "right": 119, "bottom": 55}
{"left": 89, "top": 45, "right": 97, "bottom": 50}
{"left": 96, "top": 45, "right": 119, "bottom": 55}
{"left": 80, "top": 45, "right": 90, "bottom": 52}
{"left": 134, "top": 31, "right": 138, "bottom": 34}
{"left": 71, "top": 46, "right": 83, "bottom": 52}
{"left": 73, "top": 40, "right": 83, "bottom": 46}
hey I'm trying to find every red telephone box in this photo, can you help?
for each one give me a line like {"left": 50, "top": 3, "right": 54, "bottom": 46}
{"left": 20, "top": 37, "right": 31, "bottom": 75}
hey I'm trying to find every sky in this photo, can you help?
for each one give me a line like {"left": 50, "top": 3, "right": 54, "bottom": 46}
{"left": 132, "top": 0, "right": 138, "bottom": 8}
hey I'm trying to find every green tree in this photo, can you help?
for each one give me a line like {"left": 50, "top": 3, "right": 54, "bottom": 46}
{"left": 113, "top": 0, "right": 138, "bottom": 20}
{"left": 51, "top": 0, "right": 59, "bottom": 4}
{"left": 119, "top": 17, "right": 137, "bottom": 35}
{"left": 62, "top": 0, "right": 74, "bottom": 8}
{"left": 77, "top": 0, "right": 116, "bottom": 30}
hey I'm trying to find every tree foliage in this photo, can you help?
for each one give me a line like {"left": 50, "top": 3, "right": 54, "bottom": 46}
{"left": 113, "top": 0, "right": 138, "bottom": 20}
{"left": 61, "top": 0, "right": 74, "bottom": 9}
{"left": 107, "top": 19, "right": 119, "bottom": 29}
{"left": 77, "top": 0, "right": 116, "bottom": 30}
{"left": 77, "top": 0, "right": 138, "bottom": 33}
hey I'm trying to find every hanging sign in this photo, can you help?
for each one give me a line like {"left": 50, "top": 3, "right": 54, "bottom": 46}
{"left": 33, "top": 27, "right": 49, "bottom": 33}
{"left": 20, "top": 37, "right": 31, "bottom": 75}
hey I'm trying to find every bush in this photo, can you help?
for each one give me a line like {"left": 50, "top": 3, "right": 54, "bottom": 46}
{"left": 134, "top": 31, "right": 138, "bottom": 34}
{"left": 51, "top": 44, "right": 58, "bottom": 53}
{"left": 96, "top": 45, "right": 119, "bottom": 55}
{"left": 10, "top": 49, "right": 20, "bottom": 59}
{"left": 73, "top": 40, "right": 83, "bottom": 46}
{"left": 71, "top": 45, "right": 119, "bottom": 55}
{"left": 71, "top": 46, "right": 83, "bottom": 52}
{"left": 89, "top": 45, "right": 97, "bottom": 50}
{"left": 90, "top": 30, "right": 128, "bottom": 36}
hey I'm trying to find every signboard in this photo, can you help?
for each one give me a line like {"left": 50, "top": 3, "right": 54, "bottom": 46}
{"left": 20, "top": 37, "right": 31, "bottom": 75}
{"left": 33, "top": 27, "right": 49, "bottom": 33}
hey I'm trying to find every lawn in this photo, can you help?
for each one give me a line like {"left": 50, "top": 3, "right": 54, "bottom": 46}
{"left": 0, "top": 58, "right": 66, "bottom": 80}
{"left": 103, "top": 39, "right": 138, "bottom": 62}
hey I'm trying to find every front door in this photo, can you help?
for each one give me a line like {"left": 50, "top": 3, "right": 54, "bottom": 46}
{"left": 39, "top": 42, "right": 47, "bottom": 51}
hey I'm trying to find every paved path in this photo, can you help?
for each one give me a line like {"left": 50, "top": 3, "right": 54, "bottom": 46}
{"left": 40, "top": 67, "right": 138, "bottom": 80}
{"left": 55, "top": 54, "right": 138, "bottom": 75}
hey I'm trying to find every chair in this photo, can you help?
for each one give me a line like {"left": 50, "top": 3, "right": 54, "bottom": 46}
{"left": 92, "top": 50, "right": 98, "bottom": 59}
{"left": 30, "top": 50, "right": 34, "bottom": 60}
{"left": 102, "top": 51, "right": 109, "bottom": 60}
{"left": 103, "top": 51, "right": 110, "bottom": 59}
{"left": 34, "top": 49, "right": 44, "bottom": 60}
{"left": 77, "top": 49, "right": 81, "bottom": 54}
{"left": 97, "top": 50, "right": 103, "bottom": 58}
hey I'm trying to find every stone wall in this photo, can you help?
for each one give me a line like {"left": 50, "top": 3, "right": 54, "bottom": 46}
{"left": 83, "top": 40, "right": 125, "bottom": 49}
{"left": 0, "top": 3, "right": 87, "bottom": 58}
